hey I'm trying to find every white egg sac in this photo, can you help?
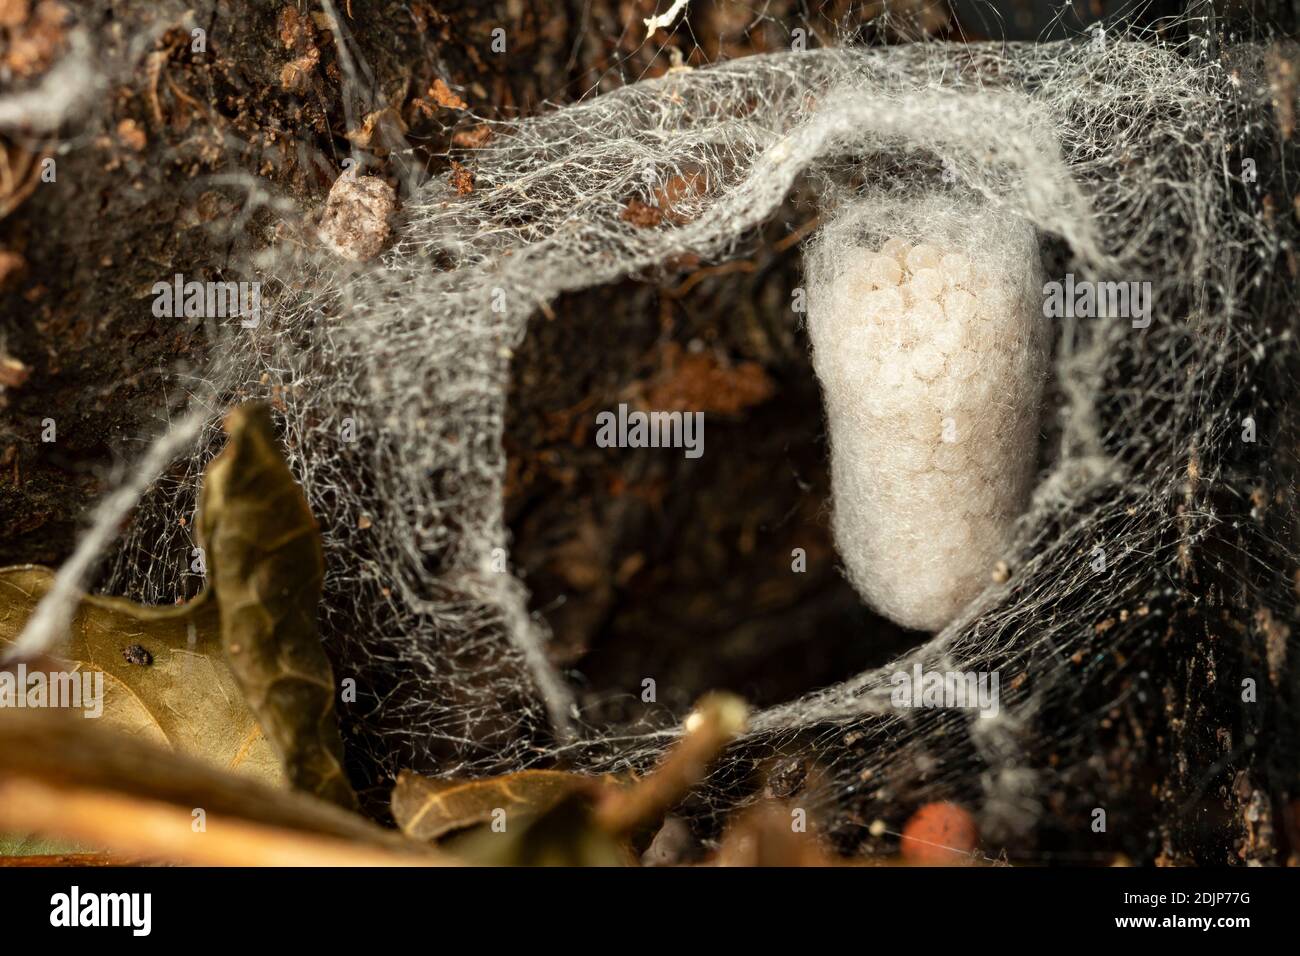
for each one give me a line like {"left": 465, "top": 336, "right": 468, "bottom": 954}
{"left": 806, "top": 213, "right": 1049, "bottom": 632}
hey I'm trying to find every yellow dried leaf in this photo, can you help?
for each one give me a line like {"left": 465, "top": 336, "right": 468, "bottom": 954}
{"left": 0, "top": 565, "right": 282, "bottom": 785}
{"left": 0, "top": 710, "right": 443, "bottom": 866}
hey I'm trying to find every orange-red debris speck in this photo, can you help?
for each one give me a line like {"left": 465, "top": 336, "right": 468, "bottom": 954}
{"left": 900, "top": 802, "right": 978, "bottom": 865}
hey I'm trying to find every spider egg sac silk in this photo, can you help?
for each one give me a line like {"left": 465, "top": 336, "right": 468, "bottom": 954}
{"left": 806, "top": 207, "right": 1049, "bottom": 632}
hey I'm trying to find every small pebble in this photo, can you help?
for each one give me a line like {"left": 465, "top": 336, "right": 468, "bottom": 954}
{"left": 318, "top": 174, "right": 398, "bottom": 262}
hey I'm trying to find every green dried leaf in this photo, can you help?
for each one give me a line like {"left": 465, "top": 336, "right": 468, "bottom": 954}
{"left": 197, "top": 402, "right": 356, "bottom": 809}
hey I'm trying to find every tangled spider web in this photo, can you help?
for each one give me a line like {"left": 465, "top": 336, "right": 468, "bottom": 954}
{"left": 14, "top": 10, "right": 1298, "bottom": 857}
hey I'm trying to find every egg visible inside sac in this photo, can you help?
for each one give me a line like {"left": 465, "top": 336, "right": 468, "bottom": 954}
{"left": 807, "top": 219, "right": 1048, "bottom": 632}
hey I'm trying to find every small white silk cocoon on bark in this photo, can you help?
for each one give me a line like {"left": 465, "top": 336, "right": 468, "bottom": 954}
{"left": 806, "top": 199, "right": 1049, "bottom": 631}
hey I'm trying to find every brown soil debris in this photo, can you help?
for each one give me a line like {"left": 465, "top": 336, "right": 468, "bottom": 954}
{"left": 428, "top": 78, "right": 468, "bottom": 110}
{"left": 115, "top": 118, "right": 147, "bottom": 152}
{"left": 621, "top": 198, "right": 662, "bottom": 228}
{"left": 449, "top": 160, "right": 474, "bottom": 195}
{"left": 637, "top": 342, "right": 775, "bottom": 416}
{"left": 0, "top": 0, "right": 68, "bottom": 78}
{"left": 452, "top": 125, "right": 493, "bottom": 149}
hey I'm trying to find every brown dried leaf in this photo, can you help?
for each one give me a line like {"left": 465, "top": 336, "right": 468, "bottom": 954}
{"left": 0, "top": 710, "right": 440, "bottom": 866}
{"left": 442, "top": 792, "right": 633, "bottom": 867}
{"left": 393, "top": 692, "right": 750, "bottom": 866}
{"left": 392, "top": 768, "right": 604, "bottom": 842}
{"left": 198, "top": 402, "right": 356, "bottom": 809}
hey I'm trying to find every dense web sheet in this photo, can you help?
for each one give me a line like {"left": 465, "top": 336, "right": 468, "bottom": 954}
{"left": 13, "top": 22, "right": 1297, "bottom": 851}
